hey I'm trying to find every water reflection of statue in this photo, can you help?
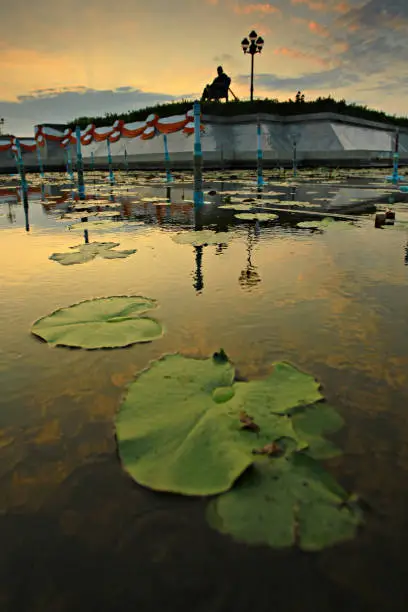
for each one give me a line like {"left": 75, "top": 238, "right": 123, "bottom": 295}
{"left": 239, "top": 222, "right": 261, "bottom": 290}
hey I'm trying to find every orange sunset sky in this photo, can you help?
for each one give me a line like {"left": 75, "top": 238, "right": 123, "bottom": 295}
{"left": 0, "top": 0, "right": 407, "bottom": 136}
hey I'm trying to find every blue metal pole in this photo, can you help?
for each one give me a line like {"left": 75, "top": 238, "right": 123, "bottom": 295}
{"left": 256, "top": 115, "right": 264, "bottom": 188}
{"left": 75, "top": 125, "right": 86, "bottom": 200}
{"left": 193, "top": 101, "right": 204, "bottom": 207}
{"left": 386, "top": 128, "right": 403, "bottom": 183}
{"left": 14, "top": 139, "right": 28, "bottom": 192}
{"left": 106, "top": 139, "right": 115, "bottom": 185}
{"left": 163, "top": 134, "right": 173, "bottom": 183}
{"left": 36, "top": 143, "right": 45, "bottom": 179}
{"left": 90, "top": 151, "right": 95, "bottom": 172}
{"left": 65, "top": 146, "right": 75, "bottom": 183}
{"left": 124, "top": 146, "right": 128, "bottom": 172}
{"left": 392, "top": 129, "right": 400, "bottom": 184}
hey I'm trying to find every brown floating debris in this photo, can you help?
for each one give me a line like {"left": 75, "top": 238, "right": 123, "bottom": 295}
{"left": 239, "top": 410, "right": 260, "bottom": 433}
{"left": 252, "top": 442, "right": 281, "bottom": 456}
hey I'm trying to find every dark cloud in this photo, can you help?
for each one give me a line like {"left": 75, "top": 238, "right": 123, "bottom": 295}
{"left": 0, "top": 87, "right": 197, "bottom": 136}
{"left": 213, "top": 53, "right": 234, "bottom": 64}
{"left": 235, "top": 67, "right": 362, "bottom": 91}
{"left": 332, "top": 0, "right": 408, "bottom": 75}
{"left": 115, "top": 86, "right": 135, "bottom": 92}
{"left": 338, "top": 0, "right": 408, "bottom": 29}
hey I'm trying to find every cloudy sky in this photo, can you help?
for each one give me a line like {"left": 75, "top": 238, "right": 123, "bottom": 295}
{"left": 1, "top": 0, "right": 407, "bottom": 136}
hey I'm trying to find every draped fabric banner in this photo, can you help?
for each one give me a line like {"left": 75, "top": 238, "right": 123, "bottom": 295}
{"left": 0, "top": 107, "right": 204, "bottom": 153}
{"left": 0, "top": 136, "right": 37, "bottom": 153}
{"left": 32, "top": 108, "right": 204, "bottom": 150}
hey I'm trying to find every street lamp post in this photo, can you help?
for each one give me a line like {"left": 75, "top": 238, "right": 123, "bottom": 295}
{"left": 0, "top": 118, "right": 4, "bottom": 135}
{"left": 241, "top": 30, "right": 264, "bottom": 102}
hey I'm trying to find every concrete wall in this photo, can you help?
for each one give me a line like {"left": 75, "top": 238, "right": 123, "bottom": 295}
{"left": 1, "top": 112, "right": 407, "bottom": 172}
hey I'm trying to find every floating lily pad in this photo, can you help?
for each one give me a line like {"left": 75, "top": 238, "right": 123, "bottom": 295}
{"left": 281, "top": 201, "right": 317, "bottom": 208}
{"left": 207, "top": 453, "right": 362, "bottom": 551}
{"left": 115, "top": 357, "right": 323, "bottom": 495}
{"left": 171, "top": 230, "right": 231, "bottom": 246}
{"left": 116, "top": 352, "right": 361, "bottom": 549}
{"left": 49, "top": 242, "right": 136, "bottom": 265}
{"left": 68, "top": 220, "right": 124, "bottom": 231}
{"left": 234, "top": 213, "right": 278, "bottom": 221}
{"left": 31, "top": 296, "right": 163, "bottom": 349}
{"left": 219, "top": 204, "right": 255, "bottom": 211}
{"left": 79, "top": 199, "right": 111, "bottom": 204}
{"left": 296, "top": 218, "right": 353, "bottom": 230}
{"left": 292, "top": 403, "right": 344, "bottom": 459}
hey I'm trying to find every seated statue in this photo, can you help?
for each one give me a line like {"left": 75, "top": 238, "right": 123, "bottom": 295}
{"left": 201, "top": 66, "right": 231, "bottom": 102}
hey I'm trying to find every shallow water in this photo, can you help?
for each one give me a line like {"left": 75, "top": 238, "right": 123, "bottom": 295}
{"left": 1, "top": 171, "right": 408, "bottom": 611}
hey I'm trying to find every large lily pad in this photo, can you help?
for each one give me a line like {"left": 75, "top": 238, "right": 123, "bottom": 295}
{"left": 116, "top": 352, "right": 362, "bottom": 550}
{"left": 296, "top": 218, "right": 354, "bottom": 230}
{"left": 49, "top": 242, "right": 136, "bottom": 265}
{"left": 31, "top": 296, "right": 163, "bottom": 349}
{"left": 171, "top": 230, "right": 231, "bottom": 246}
{"left": 234, "top": 212, "right": 278, "bottom": 221}
{"left": 207, "top": 453, "right": 362, "bottom": 551}
{"left": 219, "top": 204, "right": 255, "bottom": 211}
{"left": 115, "top": 357, "right": 323, "bottom": 495}
{"left": 68, "top": 220, "right": 125, "bottom": 231}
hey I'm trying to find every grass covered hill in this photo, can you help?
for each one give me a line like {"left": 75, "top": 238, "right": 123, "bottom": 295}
{"left": 70, "top": 96, "right": 408, "bottom": 130}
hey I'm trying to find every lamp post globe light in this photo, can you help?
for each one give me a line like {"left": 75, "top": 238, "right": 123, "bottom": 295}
{"left": 241, "top": 30, "right": 264, "bottom": 102}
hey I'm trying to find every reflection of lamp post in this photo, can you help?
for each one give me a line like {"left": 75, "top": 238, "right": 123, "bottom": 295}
{"left": 22, "top": 189, "right": 29, "bottom": 232}
{"left": 7, "top": 203, "right": 16, "bottom": 224}
{"left": 193, "top": 246, "right": 204, "bottom": 293}
{"left": 239, "top": 224, "right": 261, "bottom": 289}
{"left": 241, "top": 31, "right": 264, "bottom": 102}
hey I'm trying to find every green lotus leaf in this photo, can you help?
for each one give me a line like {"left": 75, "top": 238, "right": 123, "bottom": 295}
{"left": 296, "top": 220, "right": 326, "bottom": 229}
{"left": 297, "top": 218, "right": 353, "bottom": 230}
{"left": 292, "top": 403, "right": 344, "bottom": 459}
{"left": 31, "top": 296, "right": 163, "bottom": 349}
{"left": 68, "top": 220, "right": 125, "bottom": 231}
{"left": 207, "top": 453, "right": 362, "bottom": 551}
{"left": 171, "top": 230, "right": 231, "bottom": 246}
{"left": 141, "top": 197, "right": 166, "bottom": 202}
{"left": 219, "top": 204, "right": 254, "bottom": 211}
{"left": 234, "top": 213, "right": 278, "bottom": 221}
{"left": 49, "top": 242, "right": 136, "bottom": 265}
{"left": 230, "top": 362, "right": 323, "bottom": 416}
{"left": 115, "top": 357, "right": 323, "bottom": 495}
{"left": 281, "top": 201, "right": 318, "bottom": 208}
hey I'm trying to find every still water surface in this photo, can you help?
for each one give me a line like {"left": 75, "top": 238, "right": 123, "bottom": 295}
{"left": 1, "top": 171, "right": 408, "bottom": 611}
